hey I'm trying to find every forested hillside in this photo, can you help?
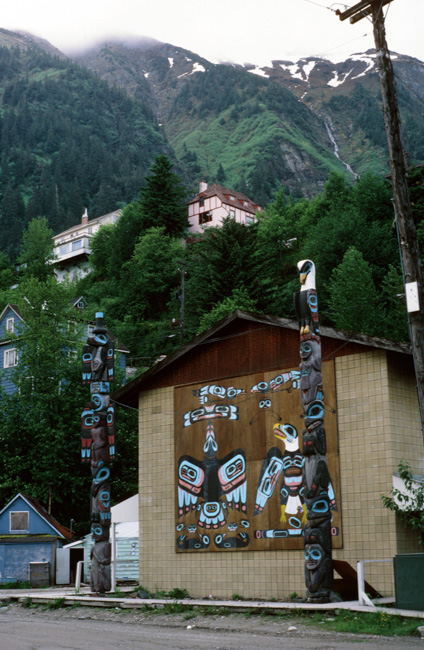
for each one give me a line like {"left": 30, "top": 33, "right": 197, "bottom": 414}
{"left": 75, "top": 161, "right": 423, "bottom": 371}
{"left": 0, "top": 35, "right": 170, "bottom": 260}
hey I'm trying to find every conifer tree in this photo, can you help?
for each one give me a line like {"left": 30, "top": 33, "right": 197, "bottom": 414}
{"left": 17, "top": 216, "right": 56, "bottom": 282}
{"left": 328, "top": 247, "right": 383, "bottom": 336}
{"left": 138, "top": 155, "right": 188, "bottom": 237}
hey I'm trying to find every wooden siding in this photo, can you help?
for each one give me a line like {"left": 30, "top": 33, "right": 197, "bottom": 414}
{"left": 146, "top": 321, "right": 375, "bottom": 391}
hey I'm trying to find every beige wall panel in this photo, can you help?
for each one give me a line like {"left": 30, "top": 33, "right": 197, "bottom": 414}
{"left": 334, "top": 350, "right": 423, "bottom": 595}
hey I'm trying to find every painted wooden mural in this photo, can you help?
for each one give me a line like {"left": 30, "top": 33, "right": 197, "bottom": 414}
{"left": 174, "top": 363, "right": 341, "bottom": 552}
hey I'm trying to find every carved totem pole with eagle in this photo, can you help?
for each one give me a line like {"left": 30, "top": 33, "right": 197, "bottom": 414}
{"left": 294, "top": 260, "right": 336, "bottom": 603}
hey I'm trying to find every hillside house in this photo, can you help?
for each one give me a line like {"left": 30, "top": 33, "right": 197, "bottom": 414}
{"left": 112, "top": 310, "right": 423, "bottom": 601}
{"left": 188, "top": 182, "right": 262, "bottom": 234}
{"left": 52, "top": 209, "right": 121, "bottom": 282}
{"left": 0, "top": 493, "right": 73, "bottom": 585}
{"left": 0, "top": 300, "right": 129, "bottom": 395}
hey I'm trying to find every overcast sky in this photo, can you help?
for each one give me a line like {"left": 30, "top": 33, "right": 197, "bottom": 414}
{"left": 1, "top": 0, "right": 423, "bottom": 65}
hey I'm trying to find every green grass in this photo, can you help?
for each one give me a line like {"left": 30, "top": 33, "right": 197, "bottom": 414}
{"left": 231, "top": 593, "right": 244, "bottom": 601}
{"left": 21, "top": 597, "right": 33, "bottom": 609}
{"left": 43, "top": 597, "right": 65, "bottom": 611}
{"left": 0, "top": 581, "right": 31, "bottom": 589}
{"left": 300, "top": 609, "right": 422, "bottom": 637}
{"left": 166, "top": 587, "right": 189, "bottom": 599}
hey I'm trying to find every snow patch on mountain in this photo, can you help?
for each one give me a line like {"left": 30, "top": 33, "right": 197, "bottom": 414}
{"left": 279, "top": 62, "right": 304, "bottom": 80}
{"left": 302, "top": 60, "right": 316, "bottom": 81}
{"left": 248, "top": 66, "right": 269, "bottom": 78}
{"left": 178, "top": 61, "right": 206, "bottom": 78}
{"left": 328, "top": 68, "right": 354, "bottom": 87}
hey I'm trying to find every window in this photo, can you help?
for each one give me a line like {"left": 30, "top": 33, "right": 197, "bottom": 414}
{"left": 6, "top": 318, "right": 14, "bottom": 333}
{"left": 59, "top": 244, "right": 68, "bottom": 256}
{"left": 72, "top": 240, "right": 82, "bottom": 251}
{"left": 87, "top": 324, "right": 95, "bottom": 338}
{"left": 199, "top": 196, "right": 204, "bottom": 207}
{"left": 230, "top": 195, "right": 235, "bottom": 201}
{"left": 199, "top": 211, "right": 213, "bottom": 225}
{"left": 10, "top": 511, "right": 29, "bottom": 532}
{"left": 245, "top": 215, "right": 254, "bottom": 225}
{"left": 4, "top": 348, "right": 18, "bottom": 368}
{"left": 229, "top": 210, "right": 235, "bottom": 219}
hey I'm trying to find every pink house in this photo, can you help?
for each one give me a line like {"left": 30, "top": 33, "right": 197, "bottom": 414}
{"left": 187, "top": 182, "right": 262, "bottom": 234}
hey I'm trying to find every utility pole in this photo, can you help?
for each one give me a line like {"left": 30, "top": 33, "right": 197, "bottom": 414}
{"left": 336, "top": 0, "right": 424, "bottom": 435}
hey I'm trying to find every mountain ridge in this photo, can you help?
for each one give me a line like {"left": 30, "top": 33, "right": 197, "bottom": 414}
{"left": 0, "top": 29, "right": 423, "bottom": 231}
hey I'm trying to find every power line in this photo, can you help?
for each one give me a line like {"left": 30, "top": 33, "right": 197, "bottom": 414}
{"left": 297, "top": 0, "right": 340, "bottom": 10}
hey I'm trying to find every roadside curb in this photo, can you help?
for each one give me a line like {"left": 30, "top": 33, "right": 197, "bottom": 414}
{"left": 2, "top": 592, "right": 424, "bottom": 619}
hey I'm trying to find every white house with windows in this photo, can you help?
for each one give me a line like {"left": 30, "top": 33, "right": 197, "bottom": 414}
{"left": 187, "top": 182, "right": 262, "bottom": 234}
{"left": 52, "top": 209, "right": 122, "bottom": 282}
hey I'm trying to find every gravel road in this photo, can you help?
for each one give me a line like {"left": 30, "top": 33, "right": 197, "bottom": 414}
{"left": 0, "top": 603, "right": 422, "bottom": 649}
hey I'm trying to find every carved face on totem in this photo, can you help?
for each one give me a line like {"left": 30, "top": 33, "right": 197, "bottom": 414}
{"left": 305, "top": 543, "right": 324, "bottom": 570}
{"left": 304, "top": 401, "right": 325, "bottom": 431}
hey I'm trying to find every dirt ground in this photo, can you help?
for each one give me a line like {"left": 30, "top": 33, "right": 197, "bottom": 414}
{"left": 0, "top": 602, "right": 423, "bottom": 650}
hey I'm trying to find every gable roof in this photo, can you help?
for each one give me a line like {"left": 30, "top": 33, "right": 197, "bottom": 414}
{"left": 0, "top": 303, "right": 24, "bottom": 324}
{"left": 0, "top": 493, "right": 73, "bottom": 539}
{"left": 52, "top": 209, "right": 122, "bottom": 241}
{"left": 112, "top": 309, "right": 411, "bottom": 408}
{"left": 188, "top": 183, "right": 262, "bottom": 214}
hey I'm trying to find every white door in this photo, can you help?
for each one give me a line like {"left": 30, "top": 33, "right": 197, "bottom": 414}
{"left": 56, "top": 547, "right": 70, "bottom": 584}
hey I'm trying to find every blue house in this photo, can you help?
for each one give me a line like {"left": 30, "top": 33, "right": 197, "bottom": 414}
{"left": 0, "top": 300, "right": 129, "bottom": 395}
{"left": 0, "top": 303, "right": 23, "bottom": 394}
{"left": 0, "top": 493, "right": 73, "bottom": 585}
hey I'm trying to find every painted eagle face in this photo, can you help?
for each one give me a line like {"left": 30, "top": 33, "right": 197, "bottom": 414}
{"left": 274, "top": 423, "right": 298, "bottom": 444}
{"left": 297, "top": 259, "right": 316, "bottom": 289}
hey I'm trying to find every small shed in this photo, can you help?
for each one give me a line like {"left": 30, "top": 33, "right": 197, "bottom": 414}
{"left": 0, "top": 493, "right": 73, "bottom": 585}
{"left": 59, "top": 495, "right": 139, "bottom": 585}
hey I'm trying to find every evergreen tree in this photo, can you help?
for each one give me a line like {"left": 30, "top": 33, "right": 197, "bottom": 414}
{"left": 328, "top": 247, "right": 383, "bottom": 335}
{"left": 137, "top": 155, "right": 188, "bottom": 237}
{"left": 380, "top": 264, "right": 409, "bottom": 342}
{"left": 17, "top": 216, "right": 56, "bottom": 282}
{"left": 185, "top": 219, "right": 258, "bottom": 333}
{"left": 0, "top": 184, "right": 23, "bottom": 260}
{"left": 197, "top": 286, "right": 257, "bottom": 333}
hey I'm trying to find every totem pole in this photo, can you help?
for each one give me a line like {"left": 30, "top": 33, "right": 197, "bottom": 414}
{"left": 294, "top": 260, "right": 335, "bottom": 603}
{"left": 81, "top": 312, "right": 115, "bottom": 593}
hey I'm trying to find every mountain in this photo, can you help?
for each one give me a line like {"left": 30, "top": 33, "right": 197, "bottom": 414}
{"left": 0, "top": 31, "right": 171, "bottom": 259}
{"left": 72, "top": 39, "right": 354, "bottom": 202}
{"left": 0, "top": 28, "right": 423, "bottom": 259}
{"left": 71, "top": 39, "right": 424, "bottom": 201}
{"left": 246, "top": 50, "right": 424, "bottom": 176}
{"left": 0, "top": 28, "right": 66, "bottom": 59}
